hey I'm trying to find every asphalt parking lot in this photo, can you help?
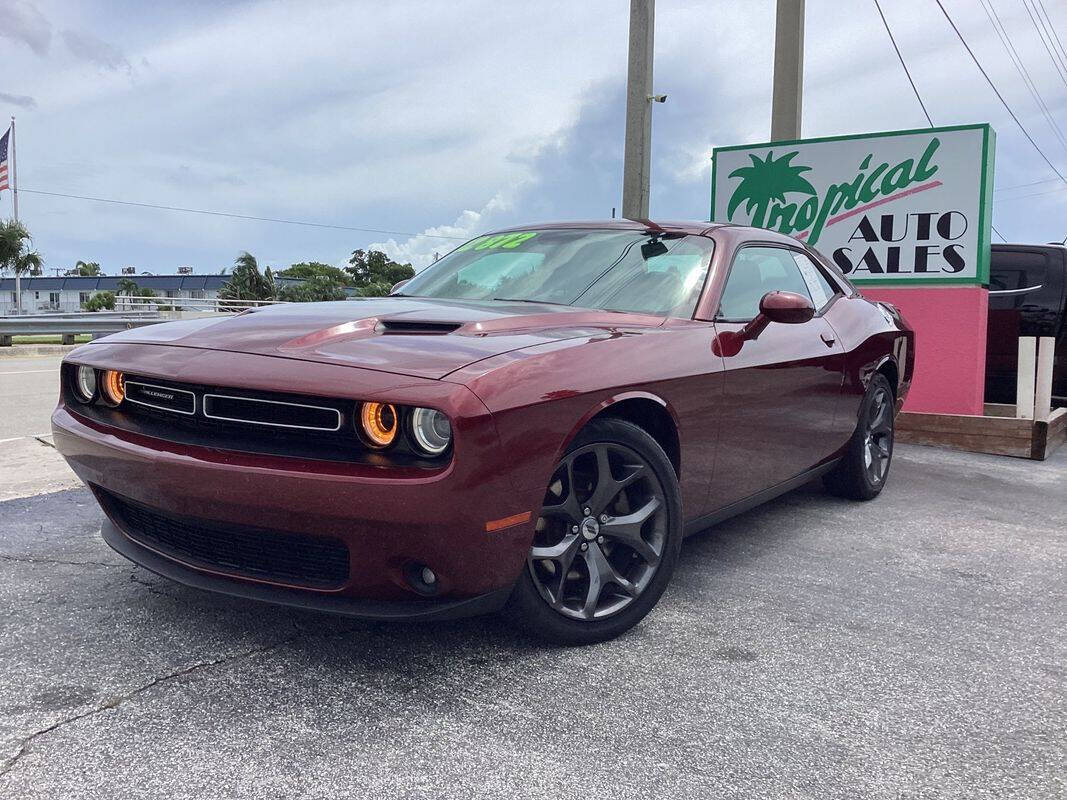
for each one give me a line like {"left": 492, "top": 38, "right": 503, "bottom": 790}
{"left": 0, "top": 441, "right": 1064, "bottom": 799}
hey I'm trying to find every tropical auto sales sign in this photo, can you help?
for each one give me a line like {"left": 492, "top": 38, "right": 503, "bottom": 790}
{"left": 711, "top": 124, "right": 995, "bottom": 285}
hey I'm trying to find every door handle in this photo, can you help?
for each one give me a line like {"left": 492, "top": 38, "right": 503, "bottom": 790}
{"left": 820, "top": 332, "right": 836, "bottom": 347}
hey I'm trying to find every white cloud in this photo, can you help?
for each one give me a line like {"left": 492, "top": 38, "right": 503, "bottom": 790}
{"left": 370, "top": 189, "right": 519, "bottom": 270}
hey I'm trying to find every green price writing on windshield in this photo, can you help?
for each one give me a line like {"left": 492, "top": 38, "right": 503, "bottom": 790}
{"left": 456, "top": 232, "right": 538, "bottom": 252}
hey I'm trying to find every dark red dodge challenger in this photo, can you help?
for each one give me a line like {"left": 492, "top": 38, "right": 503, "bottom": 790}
{"left": 53, "top": 220, "right": 913, "bottom": 644}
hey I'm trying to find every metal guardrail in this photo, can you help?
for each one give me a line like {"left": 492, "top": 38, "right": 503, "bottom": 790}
{"left": 114, "top": 295, "right": 287, "bottom": 313}
{"left": 0, "top": 312, "right": 163, "bottom": 346}
{"left": 3, "top": 310, "right": 161, "bottom": 319}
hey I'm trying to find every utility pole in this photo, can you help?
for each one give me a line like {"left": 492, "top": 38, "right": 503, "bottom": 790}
{"left": 770, "top": 0, "right": 805, "bottom": 141}
{"left": 622, "top": 0, "right": 655, "bottom": 219}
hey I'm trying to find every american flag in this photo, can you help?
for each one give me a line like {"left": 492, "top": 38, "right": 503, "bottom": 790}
{"left": 0, "top": 128, "right": 9, "bottom": 192}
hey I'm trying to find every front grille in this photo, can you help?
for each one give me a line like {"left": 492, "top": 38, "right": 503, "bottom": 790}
{"left": 98, "top": 489, "right": 350, "bottom": 589}
{"left": 63, "top": 368, "right": 445, "bottom": 468}
{"left": 203, "top": 393, "right": 341, "bottom": 431}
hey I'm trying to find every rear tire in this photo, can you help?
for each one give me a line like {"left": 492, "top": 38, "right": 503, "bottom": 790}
{"left": 504, "top": 418, "right": 682, "bottom": 646}
{"left": 824, "top": 374, "right": 895, "bottom": 501}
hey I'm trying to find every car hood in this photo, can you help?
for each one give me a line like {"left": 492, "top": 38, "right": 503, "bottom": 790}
{"left": 98, "top": 297, "right": 666, "bottom": 380}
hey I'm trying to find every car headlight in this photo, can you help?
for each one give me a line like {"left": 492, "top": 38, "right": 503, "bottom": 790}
{"left": 410, "top": 407, "right": 452, "bottom": 455}
{"left": 73, "top": 366, "right": 97, "bottom": 403}
{"left": 360, "top": 402, "right": 398, "bottom": 448}
{"left": 100, "top": 370, "right": 125, "bottom": 406}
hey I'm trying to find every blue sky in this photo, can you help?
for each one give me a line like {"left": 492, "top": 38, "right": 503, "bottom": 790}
{"left": 2, "top": 0, "right": 1066, "bottom": 275}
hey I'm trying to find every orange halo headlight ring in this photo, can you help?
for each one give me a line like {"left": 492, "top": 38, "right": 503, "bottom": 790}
{"left": 100, "top": 370, "right": 125, "bottom": 406}
{"left": 360, "top": 402, "right": 399, "bottom": 448}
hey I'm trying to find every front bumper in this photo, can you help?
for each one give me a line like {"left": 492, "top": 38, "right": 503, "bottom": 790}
{"left": 51, "top": 345, "right": 546, "bottom": 616}
{"left": 100, "top": 516, "right": 513, "bottom": 620}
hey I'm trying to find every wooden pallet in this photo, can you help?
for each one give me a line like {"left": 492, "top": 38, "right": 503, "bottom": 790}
{"left": 897, "top": 404, "right": 1067, "bottom": 460}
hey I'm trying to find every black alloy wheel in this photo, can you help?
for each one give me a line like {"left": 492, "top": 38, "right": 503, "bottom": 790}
{"left": 505, "top": 418, "right": 682, "bottom": 645}
{"left": 825, "top": 373, "right": 896, "bottom": 501}
{"left": 862, "top": 383, "right": 894, "bottom": 487}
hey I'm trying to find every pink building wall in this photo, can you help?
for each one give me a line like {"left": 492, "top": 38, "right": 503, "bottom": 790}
{"left": 861, "top": 286, "right": 989, "bottom": 416}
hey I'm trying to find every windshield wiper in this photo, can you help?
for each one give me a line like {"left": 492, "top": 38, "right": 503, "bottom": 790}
{"left": 492, "top": 297, "right": 572, "bottom": 307}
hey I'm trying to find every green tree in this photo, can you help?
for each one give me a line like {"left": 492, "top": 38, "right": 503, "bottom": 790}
{"left": 115, "top": 278, "right": 156, "bottom": 309}
{"left": 218, "top": 252, "right": 276, "bottom": 308}
{"left": 278, "top": 276, "right": 347, "bottom": 303}
{"left": 278, "top": 262, "right": 350, "bottom": 284}
{"left": 117, "top": 277, "right": 139, "bottom": 296}
{"left": 346, "top": 249, "right": 414, "bottom": 297}
{"left": 83, "top": 291, "right": 116, "bottom": 311}
{"left": 13, "top": 249, "right": 43, "bottom": 278}
{"left": 726, "top": 151, "right": 817, "bottom": 229}
{"left": 71, "top": 260, "right": 102, "bottom": 276}
{"left": 0, "top": 220, "right": 44, "bottom": 278}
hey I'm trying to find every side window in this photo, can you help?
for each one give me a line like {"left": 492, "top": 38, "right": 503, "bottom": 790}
{"left": 793, "top": 253, "right": 839, "bottom": 311}
{"left": 717, "top": 246, "right": 813, "bottom": 320}
{"left": 990, "top": 250, "right": 1048, "bottom": 310}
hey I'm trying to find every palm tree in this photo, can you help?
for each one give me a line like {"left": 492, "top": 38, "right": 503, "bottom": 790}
{"left": 218, "top": 252, "right": 275, "bottom": 309}
{"left": 0, "top": 220, "right": 33, "bottom": 277}
{"left": 14, "top": 249, "right": 43, "bottom": 277}
{"left": 0, "top": 220, "right": 44, "bottom": 313}
{"left": 726, "top": 151, "right": 817, "bottom": 228}
{"left": 71, "top": 260, "right": 102, "bottom": 276}
{"left": 117, "top": 277, "right": 139, "bottom": 295}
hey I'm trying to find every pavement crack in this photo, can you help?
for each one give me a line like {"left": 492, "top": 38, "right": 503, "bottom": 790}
{"left": 128, "top": 572, "right": 175, "bottom": 597}
{"left": 0, "top": 624, "right": 360, "bottom": 780}
{"left": 0, "top": 553, "right": 124, "bottom": 569}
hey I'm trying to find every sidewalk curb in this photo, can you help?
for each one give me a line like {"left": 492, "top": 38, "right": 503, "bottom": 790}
{"left": 0, "top": 344, "right": 79, "bottom": 358}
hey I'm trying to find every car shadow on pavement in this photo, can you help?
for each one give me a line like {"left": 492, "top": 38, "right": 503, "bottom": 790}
{"left": 113, "top": 477, "right": 838, "bottom": 673}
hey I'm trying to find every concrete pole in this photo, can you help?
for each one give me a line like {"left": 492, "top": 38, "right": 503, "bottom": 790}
{"left": 770, "top": 0, "right": 805, "bottom": 141}
{"left": 622, "top": 0, "right": 654, "bottom": 219}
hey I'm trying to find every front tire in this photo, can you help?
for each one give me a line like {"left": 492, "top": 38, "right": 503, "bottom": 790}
{"left": 504, "top": 418, "right": 682, "bottom": 645}
{"left": 824, "top": 374, "right": 895, "bottom": 500}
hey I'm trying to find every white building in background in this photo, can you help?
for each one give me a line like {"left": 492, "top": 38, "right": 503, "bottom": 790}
{"left": 0, "top": 274, "right": 318, "bottom": 315}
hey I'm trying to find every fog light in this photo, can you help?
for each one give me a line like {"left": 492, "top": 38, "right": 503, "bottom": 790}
{"left": 404, "top": 562, "right": 439, "bottom": 596}
{"left": 100, "top": 370, "right": 125, "bottom": 406}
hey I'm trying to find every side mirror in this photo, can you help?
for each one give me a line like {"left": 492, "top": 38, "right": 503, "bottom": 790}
{"left": 759, "top": 290, "right": 815, "bottom": 324}
{"left": 712, "top": 291, "right": 814, "bottom": 357}
{"left": 390, "top": 279, "right": 411, "bottom": 295}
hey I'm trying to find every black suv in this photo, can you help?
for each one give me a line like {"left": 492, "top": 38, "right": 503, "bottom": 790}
{"left": 987, "top": 243, "right": 1066, "bottom": 406}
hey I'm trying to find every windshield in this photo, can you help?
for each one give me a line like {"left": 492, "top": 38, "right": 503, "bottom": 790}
{"left": 399, "top": 229, "right": 714, "bottom": 318}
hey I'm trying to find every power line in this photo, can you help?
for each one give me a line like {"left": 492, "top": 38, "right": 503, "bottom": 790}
{"left": 17, "top": 188, "right": 467, "bottom": 241}
{"left": 933, "top": 0, "right": 1067, "bottom": 186}
{"left": 995, "top": 176, "right": 1062, "bottom": 191}
{"left": 980, "top": 0, "right": 1067, "bottom": 154}
{"left": 873, "top": 0, "right": 934, "bottom": 126}
{"left": 875, "top": 1, "right": 1014, "bottom": 239}
{"left": 1036, "top": 0, "right": 1067, "bottom": 68}
{"left": 1021, "top": 0, "right": 1067, "bottom": 89}
{"left": 993, "top": 182, "right": 1067, "bottom": 200}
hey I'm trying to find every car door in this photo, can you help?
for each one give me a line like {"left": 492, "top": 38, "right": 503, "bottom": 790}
{"left": 706, "top": 244, "right": 846, "bottom": 511}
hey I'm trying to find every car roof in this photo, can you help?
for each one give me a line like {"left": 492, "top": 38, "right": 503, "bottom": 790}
{"left": 485, "top": 219, "right": 807, "bottom": 247}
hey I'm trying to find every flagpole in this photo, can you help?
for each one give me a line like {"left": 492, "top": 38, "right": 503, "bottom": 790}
{"left": 11, "top": 116, "right": 21, "bottom": 315}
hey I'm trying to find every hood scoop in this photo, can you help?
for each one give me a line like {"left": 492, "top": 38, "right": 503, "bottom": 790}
{"left": 375, "top": 319, "right": 463, "bottom": 335}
